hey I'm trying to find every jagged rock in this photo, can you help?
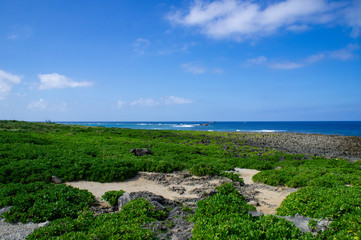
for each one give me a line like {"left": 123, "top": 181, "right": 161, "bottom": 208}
{"left": 129, "top": 148, "right": 153, "bottom": 156}
{"left": 118, "top": 192, "right": 132, "bottom": 211}
{"left": 51, "top": 175, "right": 62, "bottom": 184}
{"left": 169, "top": 186, "right": 186, "bottom": 194}
{"left": 248, "top": 200, "right": 259, "bottom": 207}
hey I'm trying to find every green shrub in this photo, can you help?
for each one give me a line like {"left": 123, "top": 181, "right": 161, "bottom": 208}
{"left": 0, "top": 182, "right": 95, "bottom": 223}
{"left": 101, "top": 190, "right": 125, "bottom": 207}
{"left": 29, "top": 198, "right": 166, "bottom": 239}
{"left": 191, "top": 183, "right": 312, "bottom": 239}
{"left": 277, "top": 186, "right": 361, "bottom": 239}
{"left": 220, "top": 172, "right": 245, "bottom": 185}
{"left": 190, "top": 163, "right": 220, "bottom": 176}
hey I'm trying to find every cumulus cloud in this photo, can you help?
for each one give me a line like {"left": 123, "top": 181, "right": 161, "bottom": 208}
{"left": 0, "top": 69, "right": 22, "bottom": 100}
{"left": 28, "top": 98, "right": 47, "bottom": 110}
{"left": 133, "top": 38, "right": 150, "bottom": 54}
{"left": 167, "top": 0, "right": 360, "bottom": 40}
{"left": 122, "top": 96, "right": 193, "bottom": 107}
{"left": 38, "top": 73, "right": 93, "bottom": 90}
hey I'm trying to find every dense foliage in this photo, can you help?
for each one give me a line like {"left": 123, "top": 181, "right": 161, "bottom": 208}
{"left": 277, "top": 186, "right": 361, "bottom": 239}
{"left": 28, "top": 198, "right": 166, "bottom": 239}
{"left": 102, "top": 190, "right": 125, "bottom": 207}
{"left": 191, "top": 183, "right": 313, "bottom": 239}
{"left": 253, "top": 158, "right": 361, "bottom": 188}
{"left": 0, "top": 182, "right": 95, "bottom": 223}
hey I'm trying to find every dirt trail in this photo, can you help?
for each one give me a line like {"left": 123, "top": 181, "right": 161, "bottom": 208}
{"left": 66, "top": 171, "right": 231, "bottom": 206}
{"left": 234, "top": 168, "right": 297, "bottom": 214}
{"left": 67, "top": 169, "right": 297, "bottom": 214}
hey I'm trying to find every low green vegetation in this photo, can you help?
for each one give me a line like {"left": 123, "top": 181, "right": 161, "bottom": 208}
{"left": 28, "top": 198, "right": 166, "bottom": 239}
{"left": 1, "top": 120, "right": 361, "bottom": 239}
{"left": 253, "top": 157, "right": 361, "bottom": 188}
{"left": 102, "top": 190, "right": 125, "bottom": 207}
{"left": 0, "top": 182, "right": 95, "bottom": 223}
{"left": 191, "top": 183, "right": 313, "bottom": 239}
{"left": 277, "top": 186, "right": 361, "bottom": 239}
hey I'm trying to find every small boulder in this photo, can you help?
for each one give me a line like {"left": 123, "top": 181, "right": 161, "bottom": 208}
{"left": 51, "top": 175, "right": 62, "bottom": 184}
{"left": 130, "top": 148, "right": 153, "bottom": 156}
{"left": 118, "top": 192, "right": 132, "bottom": 211}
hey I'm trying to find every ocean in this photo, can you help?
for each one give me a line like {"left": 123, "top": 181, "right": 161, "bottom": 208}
{"left": 58, "top": 121, "right": 361, "bottom": 137}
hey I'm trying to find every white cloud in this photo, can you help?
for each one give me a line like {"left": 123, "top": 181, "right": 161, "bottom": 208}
{"left": 130, "top": 98, "right": 159, "bottom": 107}
{"left": 38, "top": 73, "right": 93, "bottom": 90}
{"left": 0, "top": 69, "right": 22, "bottom": 100}
{"left": 268, "top": 62, "right": 303, "bottom": 69}
{"left": 162, "top": 96, "right": 193, "bottom": 105}
{"left": 245, "top": 44, "right": 359, "bottom": 69}
{"left": 305, "top": 53, "right": 326, "bottom": 63}
{"left": 168, "top": 0, "right": 331, "bottom": 39}
{"left": 181, "top": 63, "right": 207, "bottom": 74}
{"left": 343, "top": 0, "right": 361, "bottom": 37}
{"left": 117, "top": 100, "right": 126, "bottom": 109}
{"left": 128, "top": 96, "right": 193, "bottom": 107}
{"left": 246, "top": 56, "right": 267, "bottom": 65}
{"left": 28, "top": 98, "right": 47, "bottom": 110}
{"left": 133, "top": 38, "right": 150, "bottom": 54}
{"left": 329, "top": 43, "right": 359, "bottom": 60}
{"left": 167, "top": 0, "right": 361, "bottom": 40}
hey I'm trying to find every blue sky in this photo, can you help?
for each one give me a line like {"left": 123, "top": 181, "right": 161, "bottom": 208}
{"left": 0, "top": 0, "right": 360, "bottom": 121}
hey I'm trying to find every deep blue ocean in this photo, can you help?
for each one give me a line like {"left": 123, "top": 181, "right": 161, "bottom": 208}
{"left": 58, "top": 121, "right": 361, "bottom": 137}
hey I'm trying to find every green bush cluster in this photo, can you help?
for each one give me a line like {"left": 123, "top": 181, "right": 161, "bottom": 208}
{"left": 277, "top": 186, "right": 361, "bottom": 239}
{"left": 220, "top": 172, "right": 245, "bottom": 185}
{"left": 252, "top": 157, "right": 361, "bottom": 188}
{"left": 191, "top": 183, "right": 313, "bottom": 239}
{"left": 0, "top": 182, "right": 95, "bottom": 223}
{"left": 101, "top": 190, "right": 125, "bottom": 207}
{"left": 28, "top": 198, "right": 166, "bottom": 239}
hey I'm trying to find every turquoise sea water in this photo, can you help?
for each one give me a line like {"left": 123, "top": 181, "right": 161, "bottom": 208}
{"left": 58, "top": 121, "right": 361, "bottom": 137}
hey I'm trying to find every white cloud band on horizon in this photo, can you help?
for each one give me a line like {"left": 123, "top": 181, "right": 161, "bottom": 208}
{"left": 167, "top": 0, "right": 361, "bottom": 40}
{"left": 38, "top": 73, "right": 93, "bottom": 90}
{"left": 0, "top": 69, "right": 22, "bottom": 100}
{"left": 118, "top": 96, "right": 193, "bottom": 108}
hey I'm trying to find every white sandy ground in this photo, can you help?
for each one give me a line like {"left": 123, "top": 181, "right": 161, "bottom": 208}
{"left": 66, "top": 173, "right": 201, "bottom": 203}
{"left": 67, "top": 169, "right": 297, "bottom": 214}
{"left": 234, "top": 168, "right": 298, "bottom": 214}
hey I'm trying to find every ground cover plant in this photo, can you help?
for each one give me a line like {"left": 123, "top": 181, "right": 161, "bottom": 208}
{"left": 277, "top": 186, "right": 361, "bottom": 239}
{"left": 191, "top": 183, "right": 314, "bottom": 239}
{"left": 28, "top": 198, "right": 166, "bottom": 239}
{"left": 102, "top": 190, "right": 125, "bottom": 207}
{"left": 0, "top": 182, "right": 95, "bottom": 223}
{"left": 1, "top": 120, "right": 361, "bottom": 239}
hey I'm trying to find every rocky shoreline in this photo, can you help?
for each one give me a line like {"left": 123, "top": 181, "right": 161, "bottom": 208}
{"left": 234, "top": 132, "right": 361, "bottom": 161}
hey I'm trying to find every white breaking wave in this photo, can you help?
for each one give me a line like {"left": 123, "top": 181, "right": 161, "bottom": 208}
{"left": 173, "top": 124, "right": 196, "bottom": 128}
{"left": 236, "top": 129, "right": 285, "bottom": 133}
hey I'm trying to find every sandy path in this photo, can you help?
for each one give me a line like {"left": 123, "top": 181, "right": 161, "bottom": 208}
{"left": 66, "top": 172, "right": 226, "bottom": 203}
{"left": 67, "top": 169, "right": 296, "bottom": 214}
{"left": 234, "top": 168, "right": 297, "bottom": 214}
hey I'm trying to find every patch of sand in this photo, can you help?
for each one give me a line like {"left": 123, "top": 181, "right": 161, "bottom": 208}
{"left": 67, "top": 169, "right": 297, "bottom": 214}
{"left": 66, "top": 172, "right": 229, "bottom": 203}
{"left": 234, "top": 168, "right": 297, "bottom": 214}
